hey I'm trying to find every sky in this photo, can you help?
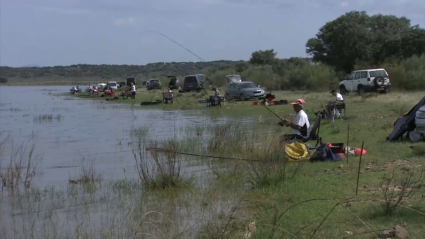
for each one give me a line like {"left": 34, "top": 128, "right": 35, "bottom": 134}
{"left": 1, "top": 0, "right": 424, "bottom": 67}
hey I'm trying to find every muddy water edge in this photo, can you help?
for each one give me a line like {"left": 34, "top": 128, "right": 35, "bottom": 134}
{"left": 0, "top": 86, "right": 275, "bottom": 238}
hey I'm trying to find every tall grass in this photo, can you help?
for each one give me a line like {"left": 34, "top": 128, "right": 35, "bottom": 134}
{"left": 0, "top": 134, "right": 42, "bottom": 193}
{"left": 132, "top": 137, "right": 192, "bottom": 189}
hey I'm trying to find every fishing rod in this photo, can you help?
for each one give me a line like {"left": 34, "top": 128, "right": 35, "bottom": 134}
{"left": 140, "top": 30, "right": 205, "bottom": 62}
{"left": 260, "top": 102, "right": 285, "bottom": 121}
{"left": 255, "top": 99, "right": 286, "bottom": 122}
{"left": 146, "top": 148, "right": 270, "bottom": 162}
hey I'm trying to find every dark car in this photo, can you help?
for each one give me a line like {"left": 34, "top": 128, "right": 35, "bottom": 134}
{"left": 182, "top": 74, "right": 207, "bottom": 92}
{"left": 146, "top": 79, "right": 162, "bottom": 91}
{"left": 126, "top": 78, "right": 136, "bottom": 86}
{"left": 168, "top": 76, "right": 180, "bottom": 90}
{"left": 118, "top": 82, "right": 126, "bottom": 88}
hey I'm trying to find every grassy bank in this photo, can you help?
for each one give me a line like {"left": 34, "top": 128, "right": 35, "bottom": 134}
{"left": 2, "top": 89, "right": 424, "bottom": 238}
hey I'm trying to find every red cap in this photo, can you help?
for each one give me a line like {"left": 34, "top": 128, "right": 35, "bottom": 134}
{"left": 289, "top": 99, "right": 305, "bottom": 105}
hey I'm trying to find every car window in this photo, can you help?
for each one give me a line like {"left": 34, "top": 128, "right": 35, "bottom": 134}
{"left": 369, "top": 70, "right": 388, "bottom": 77}
{"left": 241, "top": 83, "right": 257, "bottom": 88}
{"left": 361, "top": 71, "right": 367, "bottom": 78}
{"left": 185, "top": 76, "right": 197, "bottom": 84}
{"left": 354, "top": 72, "right": 362, "bottom": 79}
{"left": 196, "top": 75, "right": 205, "bottom": 82}
{"left": 348, "top": 72, "right": 355, "bottom": 80}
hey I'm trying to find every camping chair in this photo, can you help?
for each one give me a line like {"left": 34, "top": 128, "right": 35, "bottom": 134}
{"left": 162, "top": 92, "right": 174, "bottom": 104}
{"left": 302, "top": 113, "right": 323, "bottom": 146}
{"left": 326, "top": 102, "right": 345, "bottom": 121}
{"left": 208, "top": 95, "right": 221, "bottom": 108}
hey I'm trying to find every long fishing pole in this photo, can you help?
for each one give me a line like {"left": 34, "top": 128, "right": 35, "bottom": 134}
{"left": 256, "top": 100, "right": 286, "bottom": 121}
{"left": 146, "top": 148, "right": 266, "bottom": 162}
{"left": 140, "top": 30, "right": 205, "bottom": 62}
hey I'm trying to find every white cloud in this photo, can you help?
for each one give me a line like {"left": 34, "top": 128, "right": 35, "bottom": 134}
{"left": 114, "top": 17, "right": 136, "bottom": 26}
{"left": 340, "top": 2, "right": 348, "bottom": 7}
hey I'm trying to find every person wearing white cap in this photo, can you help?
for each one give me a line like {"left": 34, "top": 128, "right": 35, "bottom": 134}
{"left": 279, "top": 99, "right": 311, "bottom": 142}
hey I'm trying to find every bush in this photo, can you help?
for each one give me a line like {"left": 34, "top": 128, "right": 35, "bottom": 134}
{"left": 208, "top": 61, "right": 337, "bottom": 92}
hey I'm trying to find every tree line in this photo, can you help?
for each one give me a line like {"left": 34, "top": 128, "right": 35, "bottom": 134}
{"left": 0, "top": 60, "right": 243, "bottom": 81}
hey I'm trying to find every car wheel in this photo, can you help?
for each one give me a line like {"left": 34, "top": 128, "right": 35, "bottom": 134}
{"left": 339, "top": 85, "right": 348, "bottom": 95}
{"left": 358, "top": 86, "right": 364, "bottom": 96}
{"left": 374, "top": 77, "right": 384, "bottom": 86}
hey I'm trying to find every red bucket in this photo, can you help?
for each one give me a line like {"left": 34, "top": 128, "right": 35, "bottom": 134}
{"left": 253, "top": 101, "right": 258, "bottom": 106}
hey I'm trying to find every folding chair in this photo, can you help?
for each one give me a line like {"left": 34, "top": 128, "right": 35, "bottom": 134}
{"left": 162, "top": 92, "right": 174, "bottom": 104}
{"left": 280, "top": 113, "right": 324, "bottom": 147}
{"left": 326, "top": 102, "right": 345, "bottom": 121}
{"left": 302, "top": 113, "right": 323, "bottom": 146}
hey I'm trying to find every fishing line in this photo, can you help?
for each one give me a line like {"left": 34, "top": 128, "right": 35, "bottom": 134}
{"left": 140, "top": 30, "right": 205, "bottom": 62}
{"left": 146, "top": 147, "right": 271, "bottom": 162}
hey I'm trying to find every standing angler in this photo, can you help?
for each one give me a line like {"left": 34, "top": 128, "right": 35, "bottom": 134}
{"left": 131, "top": 82, "right": 136, "bottom": 99}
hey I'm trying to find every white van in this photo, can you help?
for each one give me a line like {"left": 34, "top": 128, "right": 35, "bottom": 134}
{"left": 108, "top": 81, "right": 118, "bottom": 90}
{"left": 339, "top": 68, "right": 391, "bottom": 95}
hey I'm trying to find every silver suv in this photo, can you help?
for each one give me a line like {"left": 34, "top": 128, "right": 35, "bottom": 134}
{"left": 225, "top": 81, "right": 265, "bottom": 101}
{"left": 339, "top": 68, "right": 391, "bottom": 95}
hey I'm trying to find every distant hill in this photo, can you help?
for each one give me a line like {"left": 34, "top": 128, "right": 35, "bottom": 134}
{"left": 0, "top": 60, "right": 246, "bottom": 80}
{"left": 0, "top": 57, "right": 313, "bottom": 85}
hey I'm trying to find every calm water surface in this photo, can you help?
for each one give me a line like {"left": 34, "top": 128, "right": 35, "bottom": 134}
{"left": 0, "top": 86, "right": 262, "bottom": 187}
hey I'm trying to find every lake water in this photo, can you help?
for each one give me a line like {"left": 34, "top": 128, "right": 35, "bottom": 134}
{"left": 0, "top": 86, "right": 255, "bottom": 187}
{"left": 0, "top": 85, "right": 263, "bottom": 238}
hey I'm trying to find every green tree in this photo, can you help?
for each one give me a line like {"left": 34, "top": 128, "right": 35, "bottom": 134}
{"left": 306, "top": 11, "right": 371, "bottom": 73}
{"left": 401, "top": 26, "right": 425, "bottom": 58}
{"left": 249, "top": 49, "right": 277, "bottom": 65}
{"left": 368, "top": 14, "right": 411, "bottom": 64}
{"left": 306, "top": 11, "right": 425, "bottom": 73}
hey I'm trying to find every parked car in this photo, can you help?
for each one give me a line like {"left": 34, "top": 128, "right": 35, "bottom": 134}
{"left": 97, "top": 83, "right": 107, "bottom": 91}
{"left": 126, "top": 78, "right": 136, "bottom": 86}
{"left": 225, "top": 81, "right": 265, "bottom": 101}
{"left": 146, "top": 79, "right": 161, "bottom": 91}
{"left": 182, "top": 74, "right": 208, "bottom": 92}
{"left": 339, "top": 68, "right": 391, "bottom": 95}
{"left": 168, "top": 76, "right": 180, "bottom": 90}
{"left": 70, "top": 86, "right": 82, "bottom": 94}
{"left": 107, "top": 81, "right": 118, "bottom": 90}
{"left": 118, "top": 82, "right": 126, "bottom": 88}
{"left": 226, "top": 74, "right": 242, "bottom": 83}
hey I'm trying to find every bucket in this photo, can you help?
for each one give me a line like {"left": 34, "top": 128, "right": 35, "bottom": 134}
{"left": 253, "top": 101, "right": 258, "bottom": 106}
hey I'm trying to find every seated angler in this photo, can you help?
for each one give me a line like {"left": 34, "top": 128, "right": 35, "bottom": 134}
{"left": 279, "top": 99, "right": 311, "bottom": 142}
{"left": 327, "top": 89, "right": 344, "bottom": 116}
